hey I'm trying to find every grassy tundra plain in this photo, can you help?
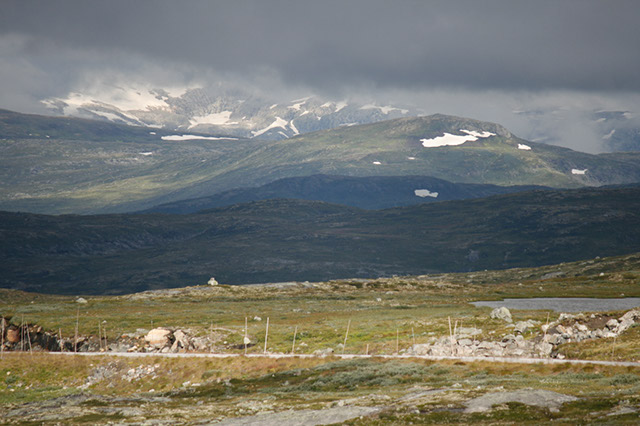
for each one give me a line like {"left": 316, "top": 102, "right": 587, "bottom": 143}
{"left": 1, "top": 252, "right": 639, "bottom": 423}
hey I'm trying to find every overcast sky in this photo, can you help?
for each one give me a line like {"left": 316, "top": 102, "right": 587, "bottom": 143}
{"left": 1, "top": 0, "right": 640, "bottom": 152}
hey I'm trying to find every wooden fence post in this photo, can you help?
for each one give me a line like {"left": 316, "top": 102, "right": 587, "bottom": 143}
{"left": 342, "top": 320, "right": 351, "bottom": 355}
{"left": 264, "top": 317, "right": 269, "bottom": 354}
{"left": 292, "top": 325, "right": 298, "bottom": 354}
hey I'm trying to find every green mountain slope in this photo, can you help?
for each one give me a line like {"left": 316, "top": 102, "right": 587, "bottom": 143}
{"left": 2, "top": 186, "right": 639, "bottom": 295}
{"left": 0, "top": 109, "right": 258, "bottom": 214}
{"left": 2, "top": 110, "right": 640, "bottom": 214}
{"left": 142, "top": 174, "right": 548, "bottom": 213}
{"left": 207, "top": 114, "right": 640, "bottom": 189}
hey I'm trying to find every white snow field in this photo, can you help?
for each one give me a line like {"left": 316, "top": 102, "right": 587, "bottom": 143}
{"left": 421, "top": 129, "right": 495, "bottom": 148}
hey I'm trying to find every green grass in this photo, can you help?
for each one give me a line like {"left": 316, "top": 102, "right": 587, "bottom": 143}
{"left": 1, "top": 253, "right": 640, "bottom": 423}
{"left": 2, "top": 354, "right": 638, "bottom": 424}
{"left": 1, "top": 252, "right": 639, "bottom": 357}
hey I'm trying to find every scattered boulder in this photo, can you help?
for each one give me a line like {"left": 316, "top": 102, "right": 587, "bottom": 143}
{"left": 535, "top": 341, "right": 554, "bottom": 357}
{"left": 208, "top": 277, "right": 219, "bottom": 286}
{"left": 464, "top": 389, "right": 578, "bottom": 413}
{"left": 541, "top": 271, "right": 565, "bottom": 280}
{"left": 606, "top": 319, "right": 619, "bottom": 330}
{"left": 145, "top": 328, "right": 173, "bottom": 348}
{"left": 490, "top": 307, "right": 512, "bottom": 323}
{"left": 6, "top": 326, "right": 20, "bottom": 343}
{"left": 171, "top": 329, "right": 192, "bottom": 353}
{"left": 514, "top": 320, "right": 536, "bottom": 334}
{"left": 501, "top": 334, "right": 516, "bottom": 343}
{"left": 75, "top": 297, "right": 88, "bottom": 304}
{"left": 615, "top": 310, "right": 640, "bottom": 334}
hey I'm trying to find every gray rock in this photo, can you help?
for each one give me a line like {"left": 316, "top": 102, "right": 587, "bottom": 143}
{"left": 456, "top": 327, "right": 482, "bottom": 338}
{"left": 514, "top": 321, "right": 532, "bottom": 334}
{"left": 464, "top": 389, "right": 578, "bottom": 413}
{"left": 606, "top": 319, "right": 619, "bottom": 330}
{"left": 615, "top": 310, "right": 639, "bottom": 334}
{"left": 607, "top": 406, "right": 639, "bottom": 417}
{"left": 215, "top": 406, "right": 380, "bottom": 426}
{"left": 173, "top": 330, "right": 190, "bottom": 350}
{"left": 544, "top": 334, "right": 565, "bottom": 345}
{"left": 490, "top": 307, "right": 512, "bottom": 323}
{"left": 535, "top": 342, "right": 554, "bottom": 357}
{"left": 541, "top": 271, "right": 565, "bottom": 280}
{"left": 477, "top": 341, "right": 497, "bottom": 350}
{"left": 408, "top": 344, "right": 430, "bottom": 355}
{"left": 502, "top": 334, "right": 516, "bottom": 343}
{"left": 575, "top": 324, "right": 589, "bottom": 333}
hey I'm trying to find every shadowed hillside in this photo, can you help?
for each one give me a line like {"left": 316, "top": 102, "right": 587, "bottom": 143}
{"left": 1, "top": 186, "right": 639, "bottom": 295}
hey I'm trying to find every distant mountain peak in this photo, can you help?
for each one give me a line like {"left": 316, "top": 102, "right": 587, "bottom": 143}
{"left": 41, "top": 85, "right": 417, "bottom": 141}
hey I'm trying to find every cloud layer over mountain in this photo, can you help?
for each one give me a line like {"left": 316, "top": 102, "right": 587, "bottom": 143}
{"left": 1, "top": 0, "right": 640, "bottom": 152}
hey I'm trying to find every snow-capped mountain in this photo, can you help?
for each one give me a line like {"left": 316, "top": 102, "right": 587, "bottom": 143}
{"left": 41, "top": 86, "right": 416, "bottom": 140}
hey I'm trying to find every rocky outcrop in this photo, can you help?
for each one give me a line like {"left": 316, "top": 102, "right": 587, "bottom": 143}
{"left": 407, "top": 309, "right": 640, "bottom": 359}
{"left": 407, "top": 333, "right": 553, "bottom": 358}
{"left": 464, "top": 389, "right": 578, "bottom": 413}
{"left": 1, "top": 318, "right": 71, "bottom": 352}
{"left": 541, "top": 309, "right": 640, "bottom": 348}
{"left": 142, "top": 327, "right": 210, "bottom": 353}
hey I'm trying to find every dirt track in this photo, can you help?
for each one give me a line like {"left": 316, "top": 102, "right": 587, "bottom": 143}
{"left": 12, "top": 351, "right": 638, "bottom": 368}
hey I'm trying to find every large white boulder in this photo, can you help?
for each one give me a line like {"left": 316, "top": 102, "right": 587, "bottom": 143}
{"left": 145, "top": 328, "right": 173, "bottom": 348}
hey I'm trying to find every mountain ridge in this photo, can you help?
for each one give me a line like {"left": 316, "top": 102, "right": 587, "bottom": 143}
{"left": 2, "top": 185, "right": 639, "bottom": 295}
{"left": 41, "top": 87, "right": 417, "bottom": 141}
{"left": 141, "top": 174, "right": 550, "bottom": 213}
{"left": 3, "top": 109, "right": 640, "bottom": 215}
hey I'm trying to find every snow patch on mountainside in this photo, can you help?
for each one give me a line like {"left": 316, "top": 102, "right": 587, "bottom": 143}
{"left": 334, "top": 101, "right": 348, "bottom": 113}
{"left": 189, "top": 111, "right": 237, "bottom": 128}
{"left": 414, "top": 189, "right": 439, "bottom": 198}
{"left": 461, "top": 130, "right": 495, "bottom": 138}
{"left": 45, "top": 84, "right": 189, "bottom": 114}
{"left": 289, "top": 120, "right": 300, "bottom": 135}
{"left": 42, "top": 84, "right": 416, "bottom": 141}
{"left": 571, "top": 169, "right": 587, "bottom": 175}
{"left": 252, "top": 117, "right": 288, "bottom": 137}
{"left": 161, "top": 134, "right": 238, "bottom": 141}
{"left": 288, "top": 97, "right": 311, "bottom": 111}
{"left": 518, "top": 144, "right": 532, "bottom": 150}
{"left": 421, "top": 129, "right": 495, "bottom": 148}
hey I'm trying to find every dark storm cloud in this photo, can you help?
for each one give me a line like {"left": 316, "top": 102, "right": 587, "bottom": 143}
{"left": 2, "top": 0, "right": 640, "bottom": 93}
